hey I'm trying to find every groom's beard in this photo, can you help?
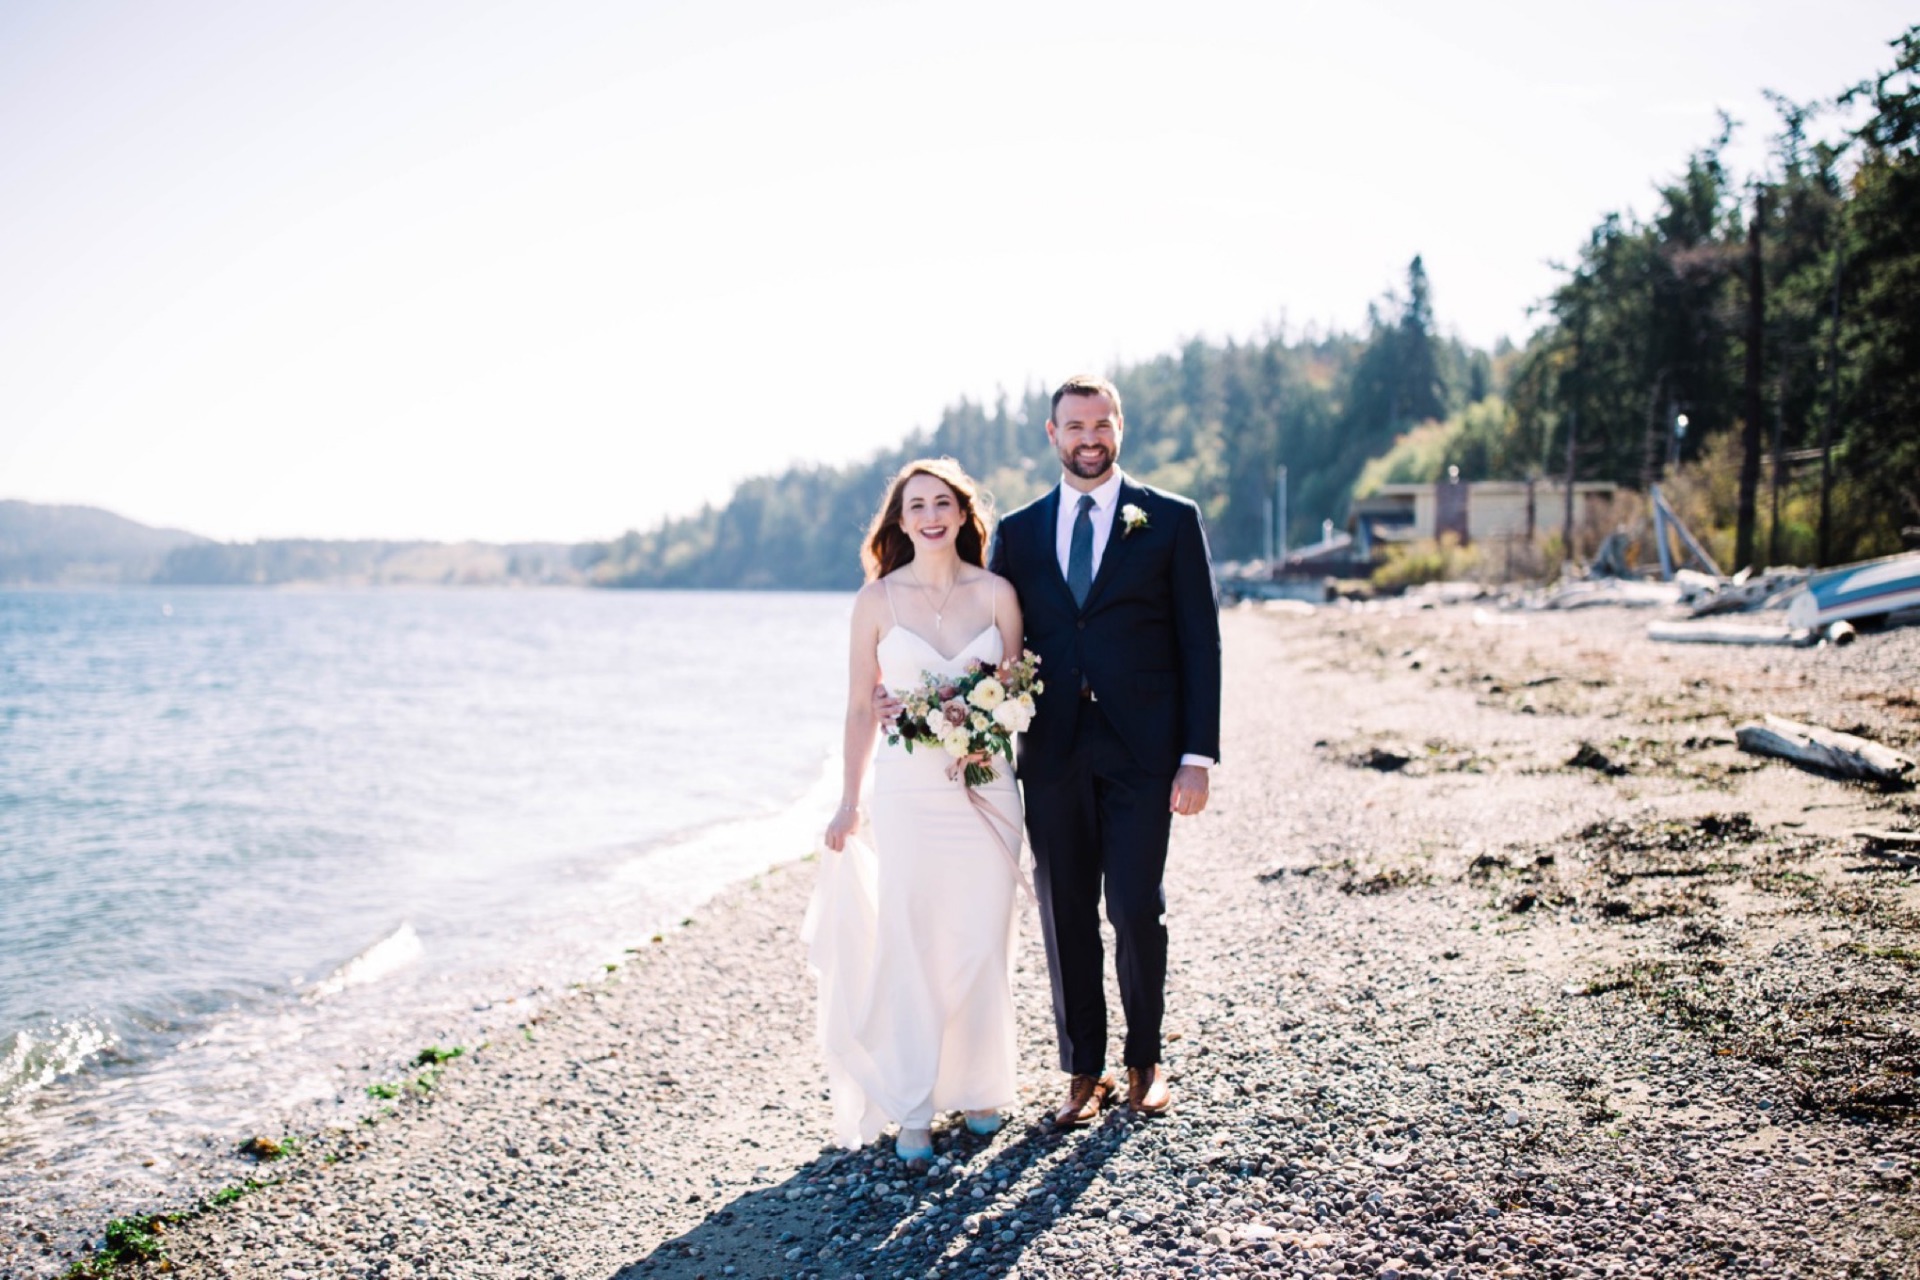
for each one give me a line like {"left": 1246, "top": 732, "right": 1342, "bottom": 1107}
{"left": 1061, "top": 445, "right": 1115, "bottom": 481}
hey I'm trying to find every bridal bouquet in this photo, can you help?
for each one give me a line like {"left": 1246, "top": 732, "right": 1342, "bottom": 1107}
{"left": 886, "top": 649, "right": 1044, "bottom": 787}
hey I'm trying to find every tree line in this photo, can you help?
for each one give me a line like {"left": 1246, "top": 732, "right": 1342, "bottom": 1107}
{"left": 584, "top": 257, "right": 1489, "bottom": 591}
{"left": 586, "top": 25, "right": 1918, "bottom": 589}
{"left": 1495, "top": 25, "right": 1920, "bottom": 568}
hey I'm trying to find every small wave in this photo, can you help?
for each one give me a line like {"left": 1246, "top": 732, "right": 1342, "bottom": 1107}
{"left": 0, "top": 1018, "right": 115, "bottom": 1108}
{"left": 307, "top": 922, "right": 424, "bottom": 1000}
{"left": 610, "top": 751, "right": 837, "bottom": 912}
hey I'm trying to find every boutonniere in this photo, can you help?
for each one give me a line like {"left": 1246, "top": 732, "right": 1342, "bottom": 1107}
{"left": 1120, "top": 504, "right": 1149, "bottom": 537}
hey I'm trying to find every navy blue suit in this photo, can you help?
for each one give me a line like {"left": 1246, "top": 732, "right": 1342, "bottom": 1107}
{"left": 988, "top": 474, "right": 1222, "bottom": 1074}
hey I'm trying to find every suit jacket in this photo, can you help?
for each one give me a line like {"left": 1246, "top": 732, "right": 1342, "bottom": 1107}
{"left": 988, "top": 474, "right": 1223, "bottom": 781}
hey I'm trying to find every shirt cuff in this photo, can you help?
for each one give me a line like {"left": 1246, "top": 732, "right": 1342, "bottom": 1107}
{"left": 1179, "top": 754, "right": 1214, "bottom": 769}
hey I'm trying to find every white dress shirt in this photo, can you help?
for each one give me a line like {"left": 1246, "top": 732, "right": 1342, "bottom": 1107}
{"left": 1052, "top": 471, "right": 1125, "bottom": 582}
{"left": 1053, "top": 472, "right": 1213, "bottom": 771}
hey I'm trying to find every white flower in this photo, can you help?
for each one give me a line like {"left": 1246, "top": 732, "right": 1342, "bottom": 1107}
{"left": 993, "top": 698, "right": 1033, "bottom": 732}
{"left": 971, "top": 712, "right": 990, "bottom": 731}
{"left": 1121, "top": 503, "right": 1149, "bottom": 537}
{"left": 942, "top": 733, "right": 971, "bottom": 758}
{"left": 967, "top": 677, "right": 1006, "bottom": 711}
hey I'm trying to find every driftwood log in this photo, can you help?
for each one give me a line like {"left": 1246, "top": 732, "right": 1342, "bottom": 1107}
{"left": 1855, "top": 828, "right": 1920, "bottom": 850}
{"left": 1734, "top": 715, "right": 1917, "bottom": 787}
{"left": 1648, "top": 621, "right": 1808, "bottom": 647}
{"left": 1855, "top": 830, "right": 1920, "bottom": 869}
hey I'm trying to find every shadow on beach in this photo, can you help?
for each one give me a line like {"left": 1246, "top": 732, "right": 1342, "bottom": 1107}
{"left": 610, "top": 1113, "right": 1146, "bottom": 1280}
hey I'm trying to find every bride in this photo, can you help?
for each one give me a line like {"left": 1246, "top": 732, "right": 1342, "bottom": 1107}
{"left": 808, "top": 457, "right": 1026, "bottom": 1162}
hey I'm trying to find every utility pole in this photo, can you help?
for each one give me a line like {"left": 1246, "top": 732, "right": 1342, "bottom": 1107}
{"left": 1735, "top": 187, "right": 1766, "bottom": 571}
{"left": 1563, "top": 404, "right": 1578, "bottom": 560}
{"left": 1768, "top": 374, "right": 1787, "bottom": 567}
{"left": 1275, "top": 466, "right": 1289, "bottom": 563}
{"left": 1563, "top": 314, "right": 1584, "bottom": 566}
{"left": 1818, "top": 233, "right": 1844, "bottom": 567}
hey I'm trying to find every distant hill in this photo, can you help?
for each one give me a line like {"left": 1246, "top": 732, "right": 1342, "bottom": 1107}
{"left": 0, "top": 500, "right": 589, "bottom": 586}
{"left": 0, "top": 500, "right": 209, "bottom": 584}
{"left": 156, "top": 538, "right": 589, "bottom": 586}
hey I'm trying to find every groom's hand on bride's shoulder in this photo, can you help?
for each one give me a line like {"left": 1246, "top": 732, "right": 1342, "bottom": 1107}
{"left": 873, "top": 683, "right": 903, "bottom": 725}
{"left": 1170, "top": 765, "right": 1210, "bottom": 817}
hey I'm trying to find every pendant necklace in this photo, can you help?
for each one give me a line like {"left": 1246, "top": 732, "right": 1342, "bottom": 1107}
{"left": 910, "top": 563, "right": 960, "bottom": 629}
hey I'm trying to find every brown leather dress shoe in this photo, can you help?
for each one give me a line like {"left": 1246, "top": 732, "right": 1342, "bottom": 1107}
{"left": 1053, "top": 1073, "right": 1116, "bottom": 1127}
{"left": 1126, "top": 1064, "right": 1171, "bottom": 1115}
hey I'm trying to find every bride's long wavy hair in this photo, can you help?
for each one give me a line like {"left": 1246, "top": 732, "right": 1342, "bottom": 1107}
{"left": 862, "top": 457, "right": 994, "bottom": 581}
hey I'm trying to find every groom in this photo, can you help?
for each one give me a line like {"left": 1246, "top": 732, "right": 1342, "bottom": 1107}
{"left": 988, "top": 374, "right": 1222, "bottom": 1125}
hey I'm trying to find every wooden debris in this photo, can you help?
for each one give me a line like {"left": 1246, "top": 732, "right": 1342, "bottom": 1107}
{"left": 1855, "top": 829, "right": 1920, "bottom": 851}
{"left": 1688, "top": 567, "right": 1810, "bottom": 617}
{"left": 1734, "top": 715, "right": 1917, "bottom": 787}
{"left": 1854, "top": 831, "right": 1920, "bottom": 870}
{"left": 1568, "top": 741, "right": 1629, "bottom": 776}
{"left": 1648, "top": 621, "right": 1808, "bottom": 647}
{"left": 1650, "top": 484, "right": 1725, "bottom": 579}
{"left": 1541, "top": 580, "right": 1682, "bottom": 610}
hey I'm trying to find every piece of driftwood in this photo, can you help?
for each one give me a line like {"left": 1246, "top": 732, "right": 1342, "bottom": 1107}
{"left": 1648, "top": 621, "right": 1807, "bottom": 646}
{"left": 1542, "top": 580, "right": 1682, "bottom": 610}
{"left": 1854, "top": 831, "right": 1920, "bottom": 869}
{"left": 1735, "top": 715, "right": 1917, "bottom": 786}
{"left": 1650, "top": 484, "right": 1725, "bottom": 579}
{"left": 1689, "top": 567, "right": 1810, "bottom": 617}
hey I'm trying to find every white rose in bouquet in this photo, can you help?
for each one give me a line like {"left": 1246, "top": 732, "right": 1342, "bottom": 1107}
{"left": 992, "top": 698, "right": 1033, "bottom": 732}
{"left": 942, "top": 732, "right": 971, "bottom": 758}
{"left": 967, "top": 677, "right": 1006, "bottom": 711}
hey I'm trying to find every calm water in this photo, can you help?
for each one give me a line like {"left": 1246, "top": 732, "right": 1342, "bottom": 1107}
{"left": 0, "top": 587, "right": 847, "bottom": 1230}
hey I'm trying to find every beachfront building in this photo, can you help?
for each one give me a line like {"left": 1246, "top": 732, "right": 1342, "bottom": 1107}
{"left": 1349, "top": 479, "right": 1619, "bottom": 558}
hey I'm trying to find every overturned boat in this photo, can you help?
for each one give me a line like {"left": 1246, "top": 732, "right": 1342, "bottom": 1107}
{"left": 1786, "top": 549, "right": 1920, "bottom": 629}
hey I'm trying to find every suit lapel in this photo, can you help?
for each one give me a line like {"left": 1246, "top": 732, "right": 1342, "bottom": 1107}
{"left": 1080, "top": 475, "right": 1140, "bottom": 613}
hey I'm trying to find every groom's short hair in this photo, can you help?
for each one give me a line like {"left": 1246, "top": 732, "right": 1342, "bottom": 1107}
{"left": 1050, "top": 374, "right": 1123, "bottom": 422}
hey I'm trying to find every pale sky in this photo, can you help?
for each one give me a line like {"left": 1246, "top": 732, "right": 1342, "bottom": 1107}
{"left": 1, "top": 0, "right": 1908, "bottom": 543}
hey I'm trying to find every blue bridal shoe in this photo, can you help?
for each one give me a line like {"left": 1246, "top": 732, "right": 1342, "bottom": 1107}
{"left": 963, "top": 1110, "right": 1003, "bottom": 1137}
{"left": 895, "top": 1126, "right": 934, "bottom": 1162}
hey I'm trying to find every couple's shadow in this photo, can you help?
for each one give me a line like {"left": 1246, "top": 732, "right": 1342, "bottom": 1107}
{"left": 609, "top": 1114, "right": 1141, "bottom": 1279}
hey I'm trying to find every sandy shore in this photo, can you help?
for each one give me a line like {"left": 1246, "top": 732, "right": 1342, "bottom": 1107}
{"left": 23, "top": 603, "right": 1920, "bottom": 1279}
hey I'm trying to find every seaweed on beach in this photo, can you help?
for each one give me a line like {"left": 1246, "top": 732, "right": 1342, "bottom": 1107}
{"left": 62, "top": 1214, "right": 172, "bottom": 1278}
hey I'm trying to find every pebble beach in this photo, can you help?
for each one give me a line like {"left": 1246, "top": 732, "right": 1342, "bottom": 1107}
{"left": 21, "top": 602, "right": 1920, "bottom": 1280}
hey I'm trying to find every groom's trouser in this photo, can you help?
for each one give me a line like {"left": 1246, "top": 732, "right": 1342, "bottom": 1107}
{"left": 1023, "top": 699, "right": 1174, "bottom": 1076}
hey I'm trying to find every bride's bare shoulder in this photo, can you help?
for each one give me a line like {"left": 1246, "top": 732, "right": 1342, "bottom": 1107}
{"left": 980, "top": 571, "right": 1020, "bottom": 610}
{"left": 852, "top": 578, "right": 892, "bottom": 609}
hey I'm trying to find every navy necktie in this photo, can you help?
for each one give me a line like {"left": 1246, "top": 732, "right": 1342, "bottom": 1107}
{"left": 1067, "top": 493, "right": 1095, "bottom": 607}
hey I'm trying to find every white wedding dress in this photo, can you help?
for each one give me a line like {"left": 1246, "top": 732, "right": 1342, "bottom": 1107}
{"left": 804, "top": 619, "right": 1024, "bottom": 1148}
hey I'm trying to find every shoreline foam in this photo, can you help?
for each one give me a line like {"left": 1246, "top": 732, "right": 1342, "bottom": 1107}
{"left": 1, "top": 757, "right": 838, "bottom": 1268}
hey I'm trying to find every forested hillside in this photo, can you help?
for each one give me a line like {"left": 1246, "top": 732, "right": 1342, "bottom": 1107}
{"left": 0, "top": 500, "right": 207, "bottom": 585}
{"left": 155, "top": 539, "right": 587, "bottom": 586}
{"left": 582, "top": 256, "right": 1493, "bottom": 591}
